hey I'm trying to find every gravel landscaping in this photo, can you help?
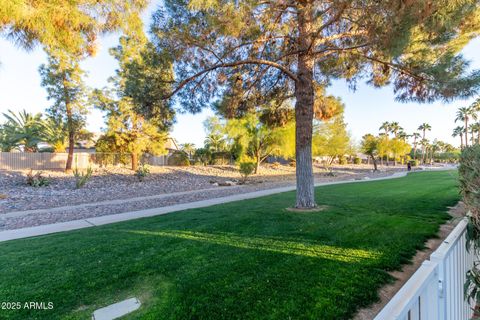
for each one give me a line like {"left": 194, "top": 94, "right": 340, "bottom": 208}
{"left": 0, "top": 164, "right": 404, "bottom": 230}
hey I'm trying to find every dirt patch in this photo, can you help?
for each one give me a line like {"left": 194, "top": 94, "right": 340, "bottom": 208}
{"left": 285, "top": 205, "right": 330, "bottom": 213}
{"left": 354, "top": 202, "right": 467, "bottom": 320}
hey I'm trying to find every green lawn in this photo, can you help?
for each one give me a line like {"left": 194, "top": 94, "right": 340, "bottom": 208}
{"left": 0, "top": 171, "right": 459, "bottom": 320}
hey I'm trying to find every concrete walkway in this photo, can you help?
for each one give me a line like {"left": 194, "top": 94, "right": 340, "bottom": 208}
{"left": 0, "top": 172, "right": 410, "bottom": 243}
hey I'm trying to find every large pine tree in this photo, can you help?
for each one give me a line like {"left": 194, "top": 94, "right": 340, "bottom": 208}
{"left": 152, "top": 0, "right": 480, "bottom": 208}
{"left": 0, "top": 0, "right": 147, "bottom": 56}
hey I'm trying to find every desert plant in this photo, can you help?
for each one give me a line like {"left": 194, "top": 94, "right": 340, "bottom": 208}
{"left": 136, "top": 163, "right": 150, "bottom": 182}
{"left": 26, "top": 170, "right": 50, "bottom": 187}
{"left": 73, "top": 167, "right": 93, "bottom": 189}
{"left": 239, "top": 161, "right": 255, "bottom": 183}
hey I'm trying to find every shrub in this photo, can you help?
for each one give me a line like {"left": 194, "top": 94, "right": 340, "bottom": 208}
{"left": 353, "top": 157, "right": 361, "bottom": 165}
{"left": 193, "top": 148, "right": 211, "bottom": 165}
{"left": 26, "top": 170, "right": 50, "bottom": 187}
{"left": 73, "top": 167, "right": 93, "bottom": 189}
{"left": 211, "top": 151, "right": 231, "bottom": 165}
{"left": 289, "top": 159, "right": 296, "bottom": 167}
{"left": 168, "top": 151, "right": 190, "bottom": 166}
{"left": 338, "top": 156, "right": 347, "bottom": 165}
{"left": 239, "top": 161, "right": 255, "bottom": 183}
{"left": 459, "top": 146, "right": 480, "bottom": 307}
{"left": 135, "top": 163, "right": 150, "bottom": 182}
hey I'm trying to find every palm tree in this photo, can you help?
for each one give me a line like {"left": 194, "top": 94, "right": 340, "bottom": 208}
{"left": 40, "top": 117, "right": 68, "bottom": 152}
{"left": 379, "top": 121, "right": 391, "bottom": 136}
{"left": 388, "top": 122, "right": 403, "bottom": 166}
{"left": 455, "top": 106, "right": 477, "bottom": 147}
{"left": 411, "top": 132, "right": 421, "bottom": 160}
{"left": 2, "top": 109, "right": 44, "bottom": 152}
{"left": 452, "top": 126, "right": 465, "bottom": 149}
{"left": 418, "top": 123, "right": 431, "bottom": 163}
{"left": 420, "top": 138, "right": 430, "bottom": 164}
{"left": 389, "top": 122, "right": 403, "bottom": 138}
{"left": 204, "top": 133, "right": 226, "bottom": 152}
{"left": 180, "top": 143, "right": 196, "bottom": 158}
{"left": 469, "top": 123, "right": 480, "bottom": 145}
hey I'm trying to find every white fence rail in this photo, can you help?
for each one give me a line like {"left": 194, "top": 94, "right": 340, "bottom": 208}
{"left": 375, "top": 218, "right": 476, "bottom": 320}
{"left": 0, "top": 152, "right": 170, "bottom": 170}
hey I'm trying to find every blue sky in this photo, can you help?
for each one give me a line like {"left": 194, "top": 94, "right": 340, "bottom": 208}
{"left": 1, "top": 2, "right": 479, "bottom": 148}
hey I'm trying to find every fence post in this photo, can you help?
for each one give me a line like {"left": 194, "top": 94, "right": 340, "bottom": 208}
{"left": 432, "top": 256, "right": 447, "bottom": 320}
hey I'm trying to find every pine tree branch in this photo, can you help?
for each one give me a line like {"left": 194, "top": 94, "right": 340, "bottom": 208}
{"left": 165, "top": 59, "right": 298, "bottom": 99}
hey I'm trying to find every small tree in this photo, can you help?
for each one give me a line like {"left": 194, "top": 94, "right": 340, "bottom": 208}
{"left": 313, "top": 105, "right": 350, "bottom": 165}
{"left": 361, "top": 134, "right": 379, "bottom": 171}
{"left": 39, "top": 51, "right": 88, "bottom": 171}
{"left": 92, "top": 34, "right": 174, "bottom": 171}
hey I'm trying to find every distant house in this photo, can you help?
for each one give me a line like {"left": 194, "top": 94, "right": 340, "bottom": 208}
{"left": 164, "top": 137, "right": 179, "bottom": 155}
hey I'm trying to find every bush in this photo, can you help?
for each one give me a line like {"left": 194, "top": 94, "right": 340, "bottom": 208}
{"left": 26, "top": 170, "right": 50, "bottom": 187}
{"left": 168, "top": 151, "right": 190, "bottom": 166}
{"left": 211, "top": 151, "right": 231, "bottom": 165}
{"left": 459, "top": 146, "right": 480, "bottom": 306}
{"left": 239, "top": 161, "right": 255, "bottom": 183}
{"left": 135, "top": 163, "right": 150, "bottom": 182}
{"left": 338, "top": 156, "right": 347, "bottom": 165}
{"left": 353, "top": 157, "right": 361, "bottom": 165}
{"left": 193, "top": 148, "right": 211, "bottom": 166}
{"left": 73, "top": 167, "right": 93, "bottom": 189}
{"left": 289, "top": 159, "right": 296, "bottom": 167}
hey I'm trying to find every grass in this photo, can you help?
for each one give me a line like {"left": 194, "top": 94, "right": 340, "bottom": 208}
{"left": 0, "top": 171, "right": 459, "bottom": 320}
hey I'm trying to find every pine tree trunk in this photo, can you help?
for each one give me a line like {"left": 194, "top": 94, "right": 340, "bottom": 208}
{"left": 65, "top": 87, "right": 74, "bottom": 172}
{"left": 131, "top": 153, "right": 138, "bottom": 171}
{"left": 294, "top": 2, "right": 315, "bottom": 209}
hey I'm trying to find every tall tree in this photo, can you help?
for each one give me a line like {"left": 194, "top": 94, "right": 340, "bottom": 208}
{"left": 456, "top": 106, "right": 477, "bottom": 147}
{"left": 411, "top": 132, "right": 421, "bottom": 159}
{"left": 39, "top": 51, "right": 88, "bottom": 171}
{"left": 418, "top": 123, "right": 431, "bottom": 163}
{"left": 453, "top": 126, "right": 465, "bottom": 149}
{"left": 152, "top": 0, "right": 480, "bottom": 208}
{"left": 0, "top": 0, "right": 148, "bottom": 57}
{"left": 379, "top": 122, "right": 391, "bottom": 136}
{"left": 387, "top": 121, "right": 403, "bottom": 165}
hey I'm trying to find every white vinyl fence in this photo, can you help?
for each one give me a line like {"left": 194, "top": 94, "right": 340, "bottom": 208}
{"left": 375, "top": 218, "right": 476, "bottom": 320}
{"left": 0, "top": 152, "right": 170, "bottom": 170}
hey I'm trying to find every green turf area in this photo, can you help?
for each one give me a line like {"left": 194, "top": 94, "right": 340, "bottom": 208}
{"left": 0, "top": 171, "right": 459, "bottom": 320}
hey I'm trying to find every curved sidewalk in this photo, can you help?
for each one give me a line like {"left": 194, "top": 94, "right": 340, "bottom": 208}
{"left": 0, "top": 172, "right": 410, "bottom": 243}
